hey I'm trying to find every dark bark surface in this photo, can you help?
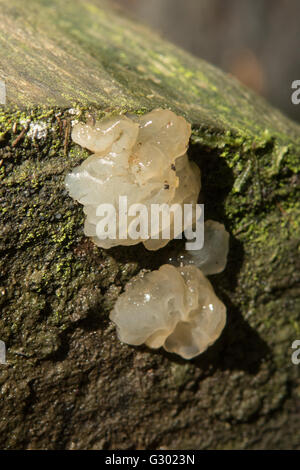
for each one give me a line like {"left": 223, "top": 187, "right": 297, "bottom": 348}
{"left": 0, "top": 0, "right": 299, "bottom": 449}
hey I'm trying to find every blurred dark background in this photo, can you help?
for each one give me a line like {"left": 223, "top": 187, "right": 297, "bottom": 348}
{"left": 114, "top": 0, "right": 300, "bottom": 122}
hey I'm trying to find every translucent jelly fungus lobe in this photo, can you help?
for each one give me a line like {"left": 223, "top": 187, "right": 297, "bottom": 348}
{"left": 170, "top": 220, "right": 230, "bottom": 275}
{"left": 110, "top": 264, "right": 226, "bottom": 360}
{"left": 65, "top": 109, "right": 201, "bottom": 250}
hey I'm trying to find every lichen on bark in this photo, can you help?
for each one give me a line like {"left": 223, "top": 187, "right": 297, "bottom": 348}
{"left": 0, "top": 0, "right": 299, "bottom": 450}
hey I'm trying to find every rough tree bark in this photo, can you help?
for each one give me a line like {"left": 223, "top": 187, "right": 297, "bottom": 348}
{"left": 0, "top": 0, "right": 299, "bottom": 450}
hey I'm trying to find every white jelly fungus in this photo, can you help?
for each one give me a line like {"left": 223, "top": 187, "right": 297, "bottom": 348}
{"left": 65, "top": 109, "right": 201, "bottom": 250}
{"left": 66, "top": 109, "right": 229, "bottom": 360}
{"left": 170, "top": 220, "right": 229, "bottom": 275}
{"left": 110, "top": 264, "right": 226, "bottom": 360}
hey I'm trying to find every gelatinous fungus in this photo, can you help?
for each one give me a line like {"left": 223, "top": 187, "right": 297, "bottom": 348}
{"left": 110, "top": 264, "right": 226, "bottom": 360}
{"left": 65, "top": 109, "right": 200, "bottom": 250}
{"left": 170, "top": 220, "right": 230, "bottom": 275}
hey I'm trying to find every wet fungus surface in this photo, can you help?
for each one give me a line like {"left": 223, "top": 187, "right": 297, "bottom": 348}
{"left": 110, "top": 263, "right": 227, "bottom": 360}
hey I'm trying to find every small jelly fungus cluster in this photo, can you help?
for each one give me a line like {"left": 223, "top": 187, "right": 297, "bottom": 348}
{"left": 110, "top": 220, "right": 229, "bottom": 359}
{"left": 67, "top": 109, "right": 229, "bottom": 359}
{"left": 169, "top": 220, "right": 230, "bottom": 275}
{"left": 65, "top": 109, "right": 200, "bottom": 250}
